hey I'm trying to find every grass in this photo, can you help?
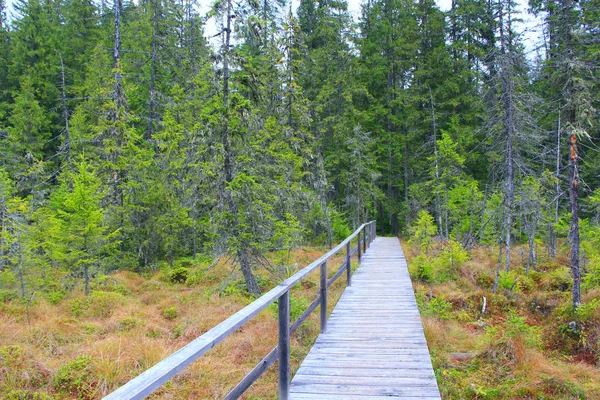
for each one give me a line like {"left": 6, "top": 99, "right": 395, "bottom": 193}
{"left": 0, "top": 246, "right": 353, "bottom": 399}
{"left": 405, "top": 239, "right": 600, "bottom": 399}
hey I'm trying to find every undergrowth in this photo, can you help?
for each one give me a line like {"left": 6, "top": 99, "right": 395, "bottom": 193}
{"left": 0, "top": 246, "right": 350, "bottom": 399}
{"left": 406, "top": 239, "right": 600, "bottom": 399}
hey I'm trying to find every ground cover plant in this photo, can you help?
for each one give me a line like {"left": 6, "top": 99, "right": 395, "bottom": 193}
{"left": 405, "top": 212, "right": 600, "bottom": 399}
{"left": 0, "top": 245, "right": 354, "bottom": 399}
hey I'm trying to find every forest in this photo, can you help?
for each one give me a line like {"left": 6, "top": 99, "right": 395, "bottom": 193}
{"left": 0, "top": 0, "right": 599, "bottom": 397}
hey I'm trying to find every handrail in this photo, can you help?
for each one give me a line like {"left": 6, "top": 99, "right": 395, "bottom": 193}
{"left": 104, "top": 220, "right": 377, "bottom": 400}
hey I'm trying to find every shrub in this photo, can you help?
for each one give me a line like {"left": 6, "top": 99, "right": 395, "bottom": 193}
{"left": 223, "top": 279, "right": 247, "bottom": 297}
{"left": 45, "top": 291, "right": 65, "bottom": 305}
{"left": 0, "top": 289, "right": 16, "bottom": 302}
{"left": 270, "top": 294, "right": 310, "bottom": 323}
{"left": 576, "top": 298, "right": 600, "bottom": 321}
{"left": 5, "top": 390, "right": 54, "bottom": 400}
{"left": 498, "top": 271, "right": 519, "bottom": 291}
{"left": 163, "top": 306, "right": 178, "bottom": 320}
{"left": 544, "top": 268, "right": 571, "bottom": 291}
{"left": 436, "top": 241, "right": 469, "bottom": 282}
{"left": 485, "top": 310, "right": 541, "bottom": 348}
{"left": 117, "top": 318, "right": 138, "bottom": 332}
{"left": 423, "top": 296, "right": 453, "bottom": 320}
{"left": 88, "top": 292, "right": 124, "bottom": 318}
{"left": 69, "top": 298, "right": 90, "bottom": 318}
{"left": 185, "top": 269, "right": 205, "bottom": 286}
{"left": 51, "top": 355, "right": 96, "bottom": 399}
{"left": 168, "top": 267, "right": 188, "bottom": 284}
{"left": 411, "top": 254, "right": 435, "bottom": 284}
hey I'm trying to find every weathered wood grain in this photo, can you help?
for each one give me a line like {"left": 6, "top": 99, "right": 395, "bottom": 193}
{"left": 290, "top": 237, "right": 440, "bottom": 400}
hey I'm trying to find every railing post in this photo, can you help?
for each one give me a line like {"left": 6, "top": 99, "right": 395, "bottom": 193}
{"left": 346, "top": 241, "right": 351, "bottom": 286}
{"left": 320, "top": 261, "right": 328, "bottom": 333}
{"left": 371, "top": 222, "right": 375, "bottom": 244}
{"left": 278, "top": 291, "right": 290, "bottom": 400}
{"left": 357, "top": 230, "right": 362, "bottom": 262}
{"left": 363, "top": 226, "right": 367, "bottom": 253}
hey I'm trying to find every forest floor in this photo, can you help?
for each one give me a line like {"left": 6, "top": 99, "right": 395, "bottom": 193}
{"left": 404, "top": 239, "right": 600, "bottom": 399}
{"left": 0, "top": 245, "right": 353, "bottom": 399}
{"left": 3, "top": 238, "right": 600, "bottom": 399}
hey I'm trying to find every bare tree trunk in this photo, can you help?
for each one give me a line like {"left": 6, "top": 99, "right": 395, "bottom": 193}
{"left": 58, "top": 52, "right": 71, "bottom": 165}
{"left": 403, "top": 129, "right": 409, "bottom": 227}
{"left": 0, "top": 191, "right": 7, "bottom": 273}
{"left": 503, "top": 72, "right": 514, "bottom": 273}
{"left": 147, "top": 0, "right": 158, "bottom": 140}
{"left": 553, "top": 110, "right": 561, "bottom": 257}
{"left": 493, "top": 235, "right": 504, "bottom": 294}
{"left": 429, "top": 87, "right": 443, "bottom": 242}
{"left": 569, "top": 131, "right": 581, "bottom": 309}
{"left": 111, "top": 0, "right": 124, "bottom": 207}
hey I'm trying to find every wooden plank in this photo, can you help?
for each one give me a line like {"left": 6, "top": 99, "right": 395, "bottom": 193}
{"left": 292, "top": 375, "right": 437, "bottom": 386}
{"left": 290, "top": 394, "right": 439, "bottom": 400}
{"left": 295, "top": 366, "right": 436, "bottom": 378}
{"left": 290, "top": 237, "right": 440, "bottom": 399}
{"left": 299, "top": 360, "right": 435, "bottom": 370}
{"left": 290, "top": 383, "right": 441, "bottom": 397}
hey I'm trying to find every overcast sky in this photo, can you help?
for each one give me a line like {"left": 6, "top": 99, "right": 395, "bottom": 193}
{"left": 4, "top": 0, "right": 543, "bottom": 59}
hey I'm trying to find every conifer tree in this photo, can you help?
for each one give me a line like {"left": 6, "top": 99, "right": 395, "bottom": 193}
{"left": 52, "top": 161, "right": 110, "bottom": 295}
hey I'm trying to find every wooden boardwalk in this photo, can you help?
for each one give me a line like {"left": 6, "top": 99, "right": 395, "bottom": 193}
{"left": 290, "top": 237, "right": 441, "bottom": 399}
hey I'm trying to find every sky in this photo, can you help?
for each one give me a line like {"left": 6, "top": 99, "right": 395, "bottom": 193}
{"left": 3, "top": 0, "right": 543, "bottom": 60}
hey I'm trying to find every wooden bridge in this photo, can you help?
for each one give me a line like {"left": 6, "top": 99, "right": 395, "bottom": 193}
{"left": 105, "top": 222, "right": 440, "bottom": 399}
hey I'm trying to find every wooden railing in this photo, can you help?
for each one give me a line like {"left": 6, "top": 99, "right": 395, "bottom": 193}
{"left": 104, "top": 221, "right": 377, "bottom": 400}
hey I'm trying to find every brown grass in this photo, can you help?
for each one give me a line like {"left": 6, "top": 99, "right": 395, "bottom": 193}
{"left": 405, "top": 238, "right": 600, "bottom": 399}
{"left": 0, "top": 246, "right": 353, "bottom": 399}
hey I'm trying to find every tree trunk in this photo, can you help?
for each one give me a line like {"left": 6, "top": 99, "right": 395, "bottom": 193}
{"left": 553, "top": 110, "right": 561, "bottom": 257}
{"left": 493, "top": 237, "right": 504, "bottom": 294}
{"left": 84, "top": 264, "right": 90, "bottom": 296}
{"left": 430, "top": 87, "right": 443, "bottom": 242}
{"left": 569, "top": 131, "right": 581, "bottom": 309}
{"left": 58, "top": 53, "right": 71, "bottom": 165}
{"left": 147, "top": 0, "right": 158, "bottom": 140}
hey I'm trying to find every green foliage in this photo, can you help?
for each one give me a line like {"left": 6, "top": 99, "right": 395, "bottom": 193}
{"left": 436, "top": 240, "right": 469, "bottom": 282}
{"left": 67, "top": 292, "right": 124, "bottom": 319}
{"left": 88, "top": 292, "right": 124, "bottom": 318}
{"left": 329, "top": 210, "right": 351, "bottom": 242}
{"left": 5, "top": 390, "right": 54, "bottom": 400}
{"left": 411, "top": 254, "right": 435, "bottom": 284}
{"left": 409, "top": 211, "right": 437, "bottom": 249}
{"left": 423, "top": 296, "right": 453, "bottom": 320}
{"left": 45, "top": 291, "right": 65, "bottom": 305}
{"left": 269, "top": 294, "right": 310, "bottom": 323}
{"left": 498, "top": 271, "right": 519, "bottom": 291}
{"left": 185, "top": 269, "right": 206, "bottom": 286}
{"left": 117, "top": 318, "right": 138, "bottom": 332}
{"left": 51, "top": 355, "right": 95, "bottom": 399}
{"left": 0, "top": 289, "right": 16, "bottom": 302}
{"left": 162, "top": 306, "right": 178, "bottom": 320}
{"left": 168, "top": 267, "right": 188, "bottom": 284}
{"left": 575, "top": 298, "right": 600, "bottom": 321}
{"left": 485, "top": 310, "right": 541, "bottom": 348}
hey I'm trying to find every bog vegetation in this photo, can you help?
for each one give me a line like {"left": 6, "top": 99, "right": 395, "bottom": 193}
{"left": 406, "top": 212, "right": 600, "bottom": 399}
{"left": 0, "top": 0, "right": 599, "bottom": 397}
